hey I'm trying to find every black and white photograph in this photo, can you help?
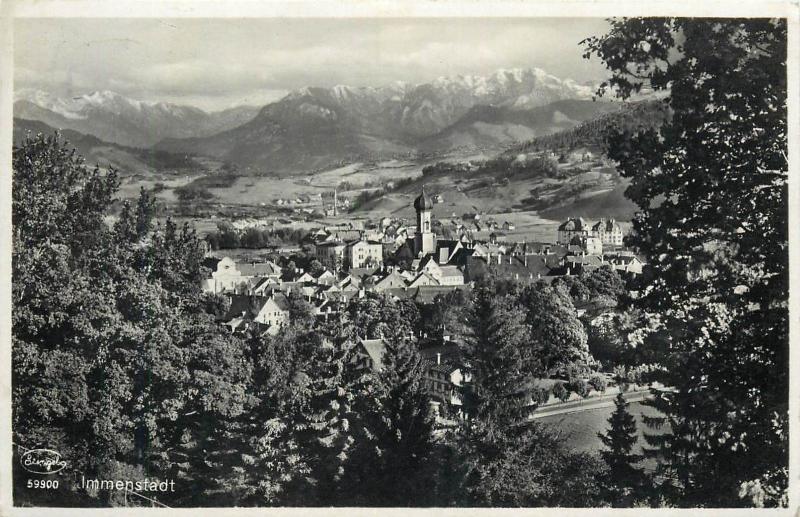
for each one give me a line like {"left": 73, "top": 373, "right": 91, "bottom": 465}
{"left": 3, "top": 2, "right": 797, "bottom": 511}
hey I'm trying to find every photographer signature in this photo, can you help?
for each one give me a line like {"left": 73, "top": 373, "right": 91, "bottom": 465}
{"left": 20, "top": 449, "right": 67, "bottom": 475}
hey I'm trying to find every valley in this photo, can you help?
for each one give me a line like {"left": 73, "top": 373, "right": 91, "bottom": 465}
{"left": 13, "top": 66, "right": 661, "bottom": 239}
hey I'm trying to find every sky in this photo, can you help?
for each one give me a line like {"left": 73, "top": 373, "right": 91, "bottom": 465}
{"left": 15, "top": 18, "right": 613, "bottom": 112}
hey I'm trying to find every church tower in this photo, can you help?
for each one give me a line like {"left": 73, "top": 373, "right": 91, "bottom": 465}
{"left": 414, "top": 187, "right": 436, "bottom": 256}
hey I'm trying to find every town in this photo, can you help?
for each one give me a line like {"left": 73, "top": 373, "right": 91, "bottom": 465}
{"left": 201, "top": 188, "right": 649, "bottom": 423}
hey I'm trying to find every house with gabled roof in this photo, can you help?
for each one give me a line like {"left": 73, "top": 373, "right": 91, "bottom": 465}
{"left": 314, "top": 269, "right": 337, "bottom": 286}
{"left": 591, "top": 218, "right": 624, "bottom": 246}
{"left": 220, "top": 292, "right": 290, "bottom": 331}
{"left": 373, "top": 269, "right": 408, "bottom": 292}
{"left": 408, "top": 272, "right": 441, "bottom": 288}
{"left": 295, "top": 271, "right": 316, "bottom": 283}
{"left": 352, "top": 338, "right": 387, "bottom": 372}
{"left": 252, "top": 293, "right": 291, "bottom": 327}
{"left": 203, "top": 257, "right": 283, "bottom": 294}
{"left": 557, "top": 217, "right": 591, "bottom": 245}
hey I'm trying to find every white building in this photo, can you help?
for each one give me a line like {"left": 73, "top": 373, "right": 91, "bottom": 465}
{"left": 345, "top": 239, "right": 384, "bottom": 269}
{"left": 591, "top": 218, "right": 624, "bottom": 246}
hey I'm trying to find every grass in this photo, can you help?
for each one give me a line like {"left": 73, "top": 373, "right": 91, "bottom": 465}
{"left": 539, "top": 401, "right": 668, "bottom": 471}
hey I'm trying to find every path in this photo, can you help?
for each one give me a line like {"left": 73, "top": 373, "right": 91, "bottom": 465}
{"left": 529, "top": 389, "right": 652, "bottom": 420}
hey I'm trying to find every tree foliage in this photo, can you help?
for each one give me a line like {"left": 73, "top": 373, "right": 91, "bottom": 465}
{"left": 597, "top": 392, "right": 646, "bottom": 506}
{"left": 584, "top": 18, "right": 788, "bottom": 507}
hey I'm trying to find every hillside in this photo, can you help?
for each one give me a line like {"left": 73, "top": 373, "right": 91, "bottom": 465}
{"left": 155, "top": 96, "right": 415, "bottom": 175}
{"left": 537, "top": 179, "right": 638, "bottom": 221}
{"left": 349, "top": 100, "right": 663, "bottom": 221}
{"left": 13, "top": 118, "right": 207, "bottom": 175}
{"left": 421, "top": 99, "right": 622, "bottom": 153}
{"left": 507, "top": 99, "right": 669, "bottom": 154}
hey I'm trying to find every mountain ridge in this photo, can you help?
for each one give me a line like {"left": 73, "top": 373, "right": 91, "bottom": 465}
{"left": 14, "top": 90, "right": 262, "bottom": 148}
{"left": 154, "top": 67, "right": 608, "bottom": 173}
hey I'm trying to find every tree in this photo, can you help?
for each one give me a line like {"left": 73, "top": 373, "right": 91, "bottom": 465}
{"left": 12, "top": 134, "right": 254, "bottom": 506}
{"left": 345, "top": 293, "right": 419, "bottom": 344}
{"left": 597, "top": 392, "right": 646, "bottom": 506}
{"left": 584, "top": 18, "right": 788, "bottom": 507}
{"left": 521, "top": 283, "right": 591, "bottom": 376}
{"left": 465, "top": 285, "right": 536, "bottom": 422}
{"left": 420, "top": 289, "right": 472, "bottom": 342}
{"left": 458, "top": 419, "right": 603, "bottom": 507}
{"left": 307, "top": 259, "right": 325, "bottom": 277}
{"left": 581, "top": 265, "right": 627, "bottom": 301}
{"left": 336, "top": 334, "right": 438, "bottom": 506}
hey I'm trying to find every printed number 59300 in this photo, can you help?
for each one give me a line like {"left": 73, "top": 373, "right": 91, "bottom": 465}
{"left": 27, "top": 479, "right": 59, "bottom": 489}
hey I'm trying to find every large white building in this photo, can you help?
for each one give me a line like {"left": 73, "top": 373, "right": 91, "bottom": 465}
{"left": 202, "top": 257, "right": 282, "bottom": 293}
{"left": 591, "top": 218, "right": 624, "bottom": 246}
{"left": 345, "top": 239, "right": 384, "bottom": 269}
{"left": 558, "top": 217, "right": 624, "bottom": 247}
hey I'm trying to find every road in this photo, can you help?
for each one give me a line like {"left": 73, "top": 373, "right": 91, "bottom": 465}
{"left": 529, "top": 389, "right": 653, "bottom": 420}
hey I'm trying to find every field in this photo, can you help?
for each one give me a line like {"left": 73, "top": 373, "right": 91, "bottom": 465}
{"left": 308, "top": 159, "right": 425, "bottom": 188}
{"left": 539, "top": 401, "right": 668, "bottom": 471}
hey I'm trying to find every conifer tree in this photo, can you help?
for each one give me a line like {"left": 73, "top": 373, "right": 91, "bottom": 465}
{"left": 597, "top": 392, "right": 646, "bottom": 506}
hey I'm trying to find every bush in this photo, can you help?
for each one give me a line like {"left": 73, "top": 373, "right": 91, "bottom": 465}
{"left": 174, "top": 184, "right": 214, "bottom": 202}
{"left": 568, "top": 379, "right": 591, "bottom": 398}
{"left": 532, "top": 386, "right": 551, "bottom": 406}
{"left": 612, "top": 365, "right": 627, "bottom": 383}
{"left": 552, "top": 382, "right": 570, "bottom": 403}
{"left": 588, "top": 374, "right": 607, "bottom": 393}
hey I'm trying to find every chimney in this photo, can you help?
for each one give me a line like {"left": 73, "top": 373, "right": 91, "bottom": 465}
{"left": 436, "top": 353, "right": 441, "bottom": 365}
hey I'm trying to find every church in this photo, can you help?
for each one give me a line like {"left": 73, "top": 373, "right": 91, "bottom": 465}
{"left": 408, "top": 188, "right": 467, "bottom": 265}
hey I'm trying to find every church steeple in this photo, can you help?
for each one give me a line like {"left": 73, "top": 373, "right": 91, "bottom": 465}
{"left": 414, "top": 186, "right": 435, "bottom": 256}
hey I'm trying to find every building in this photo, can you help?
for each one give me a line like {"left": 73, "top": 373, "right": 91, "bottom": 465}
{"left": 591, "top": 218, "right": 624, "bottom": 246}
{"left": 414, "top": 188, "right": 436, "bottom": 256}
{"left": 606, "top": 252, "right": 646, "bottom": 275}
{"left": 558, "top": 216, "right": 625, "bottom": 247}
{"left": 222, "top": 292, "right": 290, "bottom": 330}
{"left": 202, "top": 257, "right": 283, "bottom": 294}
{"left": 571, "top": 235, "right": 603, "bottom": 255}
{"left": 557, "top": 217, "right": 590, "bottom": 245}
{"left": 420, "top": 342, "right": 472, "bottom": 420}
{"left": 345, "top": 239, "right": 384, "bottom": 269}
{"left": 353, "top": 338, "right": 387, "bottom": 371}
{"left": 314, "top": 241, "right": 346, "bottom": 269}
{"left": 373, "top": 269, "right": 408, "bottom": 291}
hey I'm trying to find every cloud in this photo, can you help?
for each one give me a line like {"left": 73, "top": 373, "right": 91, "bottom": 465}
{"left": 14, "top": 18, "right": 612, "bottom": 110}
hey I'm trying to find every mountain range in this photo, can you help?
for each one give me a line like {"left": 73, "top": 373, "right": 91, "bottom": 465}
{"left": 14, "top": 90, "right": 261, "bottom": 148}
{"left": 16, "top": 67, "right": 620, "bottom": 173}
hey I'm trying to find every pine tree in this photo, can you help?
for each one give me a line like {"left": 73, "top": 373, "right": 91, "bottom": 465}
{"left": 597, "top": 392, "right": 646, "bottom": 506}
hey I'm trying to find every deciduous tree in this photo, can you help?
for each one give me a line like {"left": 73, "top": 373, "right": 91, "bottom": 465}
{"left": 584, "top": 18, "right": 788, "bottom": 507}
